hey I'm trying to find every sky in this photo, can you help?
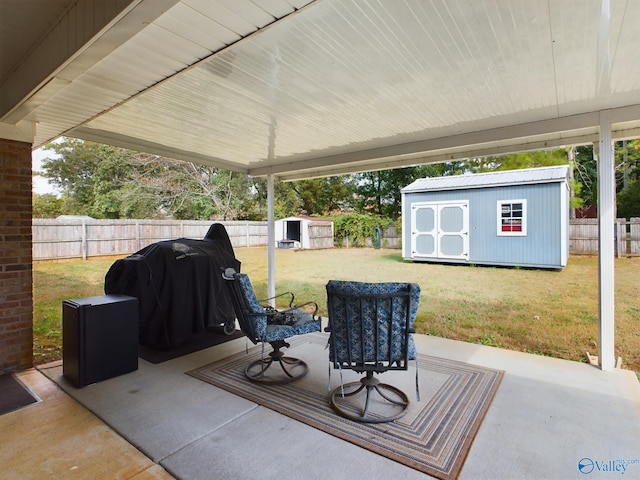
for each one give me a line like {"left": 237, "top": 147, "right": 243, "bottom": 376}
{"left": 32, "top": 146, "right": 60, "bottom": 196}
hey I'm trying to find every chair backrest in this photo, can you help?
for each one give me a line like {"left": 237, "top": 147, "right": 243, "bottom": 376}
{"left": 222, "top": 268, "right": 267, "bottom": 343}
{"left": 326, "top": 280, "right": 420, "bottom": 372}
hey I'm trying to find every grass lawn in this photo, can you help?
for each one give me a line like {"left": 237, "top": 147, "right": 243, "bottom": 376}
{"left": 33, "top": 247, "right": 640, "bottom": 374}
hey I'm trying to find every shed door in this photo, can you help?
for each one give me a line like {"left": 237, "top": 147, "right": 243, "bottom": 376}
{"left": 286, "top": 220, "right": 301, "bottom": 241}
{"left": 411, "top": 204, "right": 437, "bottom": 258}
{"left": 437, "top": 203, "right": 469, "bottom": 260}
{"left": 411, "top": 202, "right": 469, "bottom": 260}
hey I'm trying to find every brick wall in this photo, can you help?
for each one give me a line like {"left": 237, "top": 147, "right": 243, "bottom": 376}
{"left": 0, "top": 138, "right": 33, "bottom": 372}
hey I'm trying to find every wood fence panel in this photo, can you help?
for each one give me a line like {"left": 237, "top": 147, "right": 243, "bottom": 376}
{"left": 308, "top": 222, "right": 334, "bottom": 249}
{"left": 181, "top": 221, "right": 212, "bottom": 239}
{"left": 33, "top": 219, "right": 269, "bottom": 261}
{"left": 224, "top": 222, "right": 267, "bottom": 247}
{"left": 569, "top": 219, "right": 600, "bottom": 255}
{"left": 33, "top": 218, "right": 640, "bottom": 260}
{"left": 568, "top": 218, "right": 640, "bottom": 256}
{"left": 382, "top": 225, "right": 401, "bottom": 249}
{"left": 137, "top": 221, "right": 182, "bottom": 245}
{"left": 87, "top": 221, "right": 135, "bottom": 257}
{"left": 32, "top": 220, "right": 85, "bottom": 259}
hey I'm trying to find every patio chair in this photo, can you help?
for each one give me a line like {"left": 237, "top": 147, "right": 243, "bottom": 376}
{"left": 325, "top": 280, "right": 420, "bottom": 423}
{"left": 222, "top": 267, "right": 322, "bottom": 384}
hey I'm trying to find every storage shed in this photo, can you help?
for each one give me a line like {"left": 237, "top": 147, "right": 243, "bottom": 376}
{"left": 275, "top": 216, "right": 334, "bottom": 249}
{"left": 401, "top": 165, "right": 570, "bottom": 269}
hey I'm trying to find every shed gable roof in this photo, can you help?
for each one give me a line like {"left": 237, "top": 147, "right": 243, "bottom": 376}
{"left": 402, "top": 165, "right": 570, "bottom": 193}
{"left": 277, "top": 215, "right": 332, "bottom": 223}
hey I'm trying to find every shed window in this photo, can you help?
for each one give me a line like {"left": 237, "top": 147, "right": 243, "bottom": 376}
{"left": 497, "top": 200, "right": 527, "bottom": 236}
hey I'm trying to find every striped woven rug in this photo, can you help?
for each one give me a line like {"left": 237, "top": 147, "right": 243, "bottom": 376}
{"left": 188, "top": 333, "right": 503, "bottom": 480}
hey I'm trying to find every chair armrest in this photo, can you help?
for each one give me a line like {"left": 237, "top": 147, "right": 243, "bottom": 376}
{"left": 259, "top": 291, "right": 296, "bottom": 308}
{"left": 283, "top": 300, "right": 319, "bottom": 319}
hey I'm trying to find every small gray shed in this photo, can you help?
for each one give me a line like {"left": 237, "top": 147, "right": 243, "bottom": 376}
{"left": 275, "top": 216, "right": 334, "bottom": 249}
{"left": 401, "top": 165, "right": 570, "bottom": 269}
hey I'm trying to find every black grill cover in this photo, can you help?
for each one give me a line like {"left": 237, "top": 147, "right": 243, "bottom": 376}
{"left": 105, "top": 227, "right": 240, "bottom": 350}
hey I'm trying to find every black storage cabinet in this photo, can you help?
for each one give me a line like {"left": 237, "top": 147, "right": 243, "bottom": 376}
{"left": 63, "top": 294, "right": 138, "bottom": 388}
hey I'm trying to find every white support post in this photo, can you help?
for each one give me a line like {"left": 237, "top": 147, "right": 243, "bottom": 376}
{"left": 267, "top": 174, "right": 276, "bottom": 305}
{"left": 598, "top": 110, "right": 616, "bottom": 371}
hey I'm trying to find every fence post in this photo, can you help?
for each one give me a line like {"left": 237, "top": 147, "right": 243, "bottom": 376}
{"left": 632, "top": 218, "right": 640, "bottom": 255}
{"left": 615, "top": 220, "right": 623, "bottom": 258}
{"left": 81, "top": 220, "right": 87, "bottom": 260}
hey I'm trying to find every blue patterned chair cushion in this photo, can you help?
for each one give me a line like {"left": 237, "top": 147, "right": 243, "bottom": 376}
{"left": 236, "top": 273, "right": 268, "bottom": 339}
{"left": 326, "top": 281, "right": 420, "bottom": 366}
{"left": 265, "top": 310, "right": 321, "bottom": 342}
{"left": 237, "top": 273, "right": 321, "bottom": 342}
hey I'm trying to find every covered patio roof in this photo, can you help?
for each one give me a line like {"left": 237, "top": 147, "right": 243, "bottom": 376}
{"left": 2, "top": 0, "right": 640, "bottom": 180}
{"left": 1, "top": 0, "right": 636, "bottom": 370}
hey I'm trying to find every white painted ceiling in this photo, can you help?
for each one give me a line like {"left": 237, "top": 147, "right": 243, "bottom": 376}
{"left": 2, "top": 0, "right": 640, "bottom": 180}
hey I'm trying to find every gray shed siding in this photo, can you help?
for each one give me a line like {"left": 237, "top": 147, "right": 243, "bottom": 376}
{"left": 402, "top": 175, "right": 569, "bottom": 269}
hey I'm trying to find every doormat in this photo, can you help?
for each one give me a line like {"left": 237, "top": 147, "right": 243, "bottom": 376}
{"left": 0, "top": 373, "right": 39, "bottom": 416}
{"left": 188, "top": 333, "right": 503, "bottom": 480}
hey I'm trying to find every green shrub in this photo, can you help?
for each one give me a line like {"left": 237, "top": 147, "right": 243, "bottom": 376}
{"left": 332, "top": 213, "right": 394, "bottom": 247}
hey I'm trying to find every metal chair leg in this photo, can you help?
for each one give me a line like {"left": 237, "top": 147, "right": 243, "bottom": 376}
{"left": 329, "top": 372, "right": 410, "bottom": 423}
{"left": 244, "top": 342, "right": 309, "bottom": 385}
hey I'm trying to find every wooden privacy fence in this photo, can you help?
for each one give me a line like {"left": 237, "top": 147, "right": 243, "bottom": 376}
{"left": 570, "top": 218, "right": 640, "bottom": 256}
{"left": 32, "top": 218, "right": 640, "bottom": 260}
{"left": 32, "top": 219, "right": 268, "bottom": 261}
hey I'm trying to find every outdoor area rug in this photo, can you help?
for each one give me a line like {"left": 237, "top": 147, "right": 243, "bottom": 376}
{"left": 0, "top": 373, "right": 39, "bottom": 416}
{"left": 139, "top": 328, "right": 245, "bottom": 364}
{"left": 188, "top": 333, "right": 503, "bottom": 480}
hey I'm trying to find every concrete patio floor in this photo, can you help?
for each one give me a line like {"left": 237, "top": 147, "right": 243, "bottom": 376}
{"left": 2, "top": 332, "right": 639, "bottom": 480}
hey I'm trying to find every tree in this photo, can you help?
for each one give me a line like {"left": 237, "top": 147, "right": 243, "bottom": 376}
{"left": 572, "top": 145, "right": 598, "bottom": 208}
{"left": 292, "top": 177, "right": 355, "bottom": 215}
{"left": 615, "top": 140, "right": 640, "bottom": 191}
{"left": 39, "top": 138, "right": 258, "bottom": 220}
{"left": 249, "top": 176, "right": 355, "bottom": 219}
{"left": 41, "top": 138, "right": 104, "bottom": 215}
{"left": 570, "top": 141, "right": 640, "bottom": 218}
{"left": 354, "top": 164, "right": 448, "bottom": 219}
{"left": 460, "top": 149, "right": 569, "bottom": 173}
{"left": 40, "top": 138, "right": 627, "bottom": 222}
{"left": 125, "top": 155, "right": 254, "bottom": 220}
{"left": 616, "top": 181, "right": 640, "bottom": 218}
{"left": 32, "top": 194, "right": 63, "bottom": 218}
{"left": 91, "top": 146, "right": 136, "bottom": 218}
